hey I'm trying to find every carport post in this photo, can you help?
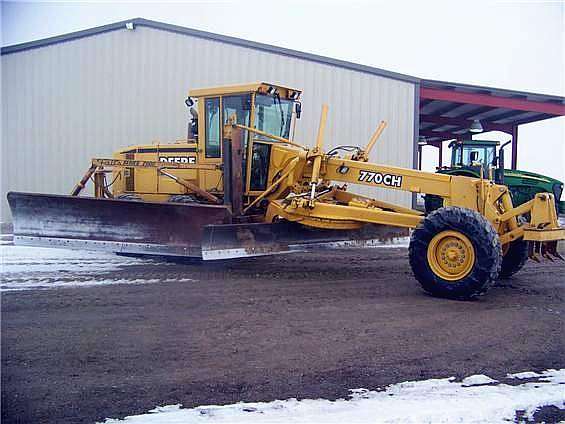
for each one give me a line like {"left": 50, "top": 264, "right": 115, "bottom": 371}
{"left": 511, "top": 125, "right": 518, "bottom": 169}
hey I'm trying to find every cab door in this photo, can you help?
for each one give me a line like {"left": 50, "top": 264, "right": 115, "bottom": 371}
{"left": 198, "top": 94, "right": 253, "bottom": 196}
{"left": 198, "top": 96, "right": 223, "bottom": 192}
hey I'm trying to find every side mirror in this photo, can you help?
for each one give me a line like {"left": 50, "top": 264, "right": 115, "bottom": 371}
{"left": 295, "top": 102, "right": 302, "bottom": 119}
{"left": 470, "top": 151, "right": 479, "bottom": 162}
{"left": 185, "top": 97, "right": 194, "bottom": 108}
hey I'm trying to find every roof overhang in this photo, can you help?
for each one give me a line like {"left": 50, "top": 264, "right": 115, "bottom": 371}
{"left": 419, "top": 80, "right": 565, "bottom": 145}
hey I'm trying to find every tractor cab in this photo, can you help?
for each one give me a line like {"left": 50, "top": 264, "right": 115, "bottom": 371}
{"left": 448, "top": 139, "right": 499, "bottom": 176}
{"left": 427, "top": 139, "right": 565, "bottom": 214}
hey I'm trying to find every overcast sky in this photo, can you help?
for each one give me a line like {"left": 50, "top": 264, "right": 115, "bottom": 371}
{"left": 2, "top": 0, "right": 564, "bottom": 179}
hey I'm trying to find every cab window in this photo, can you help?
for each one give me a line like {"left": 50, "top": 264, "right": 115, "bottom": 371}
{"left": 254, "top": 94, "right": 293, "bottom": 139}
{"left": 205, "top": 97, "right": 221, "bottom": 158}
{"left": 223, "top": 95, "right": 251, "bottom": 129}
{"left": 250, "top": 143, "right": 271, "bottom": 191}
{"left": 463, "top": 147, "right": 485, "bottom": 166}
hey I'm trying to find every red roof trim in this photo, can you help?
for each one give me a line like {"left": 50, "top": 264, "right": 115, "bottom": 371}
{"left": 420, "top": 87, "right": 565, "bottom": 116}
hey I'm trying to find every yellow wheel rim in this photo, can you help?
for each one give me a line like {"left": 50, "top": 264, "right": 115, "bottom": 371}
{"left": 427, "top": 230, "right": 475, "bottom": 281}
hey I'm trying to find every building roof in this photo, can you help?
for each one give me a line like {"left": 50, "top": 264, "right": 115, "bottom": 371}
{"left": 0, "top": 17, "right": 418, "bottom": 84}
{"left": 3, "top": 16, "right": 564, "bottom": 140}
{"left": 419, "top": 79, "right": 565, "bottom": 145}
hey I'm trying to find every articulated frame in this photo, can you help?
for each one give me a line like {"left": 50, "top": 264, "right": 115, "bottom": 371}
{"left": 232, "top": 107, "right": 564, "bottom": 247}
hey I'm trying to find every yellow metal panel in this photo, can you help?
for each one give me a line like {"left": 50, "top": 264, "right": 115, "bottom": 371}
{"left": 324, "top": 156, "right": 453, "bottom": 197}
{"left": 523, "top": 228, "right": 565, "bottom": 241}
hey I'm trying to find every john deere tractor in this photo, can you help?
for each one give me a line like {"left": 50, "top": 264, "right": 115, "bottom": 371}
{"left": 425, "top": 139, "right": 565, "bottom": 215}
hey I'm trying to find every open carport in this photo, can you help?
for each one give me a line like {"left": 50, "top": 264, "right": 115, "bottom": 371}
{"left": 417, "top": 80, "right": 565, "bottom": 169}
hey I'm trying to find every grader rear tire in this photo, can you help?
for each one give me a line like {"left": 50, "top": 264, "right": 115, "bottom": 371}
{"left": 499, "top": 239, "right": 528, "bottom": 279}
{"left": 409, "top": 207, "right": 502, "bottom": 300}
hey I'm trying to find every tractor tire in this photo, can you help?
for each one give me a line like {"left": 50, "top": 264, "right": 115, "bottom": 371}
{"left": 168, "top": 194, "right": 199, "bottom": 203}
{"left": 424, "top": 194, "right": 443, "bottom": 215}
{"left": 409, "top": 207, "right": 502, "bottom": 300}
{"left": 499, "top": 239, "right": 528, "bottom": 279}
{"left": 116, "top": 193, "right": 142, "bottom": 201}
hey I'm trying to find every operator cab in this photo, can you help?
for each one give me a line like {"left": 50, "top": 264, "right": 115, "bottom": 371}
{"left": 187, "top": 82, "right": 302, "bottom": 195}
{"left": 449, "top": 140, "right": 499, "bottom": 173}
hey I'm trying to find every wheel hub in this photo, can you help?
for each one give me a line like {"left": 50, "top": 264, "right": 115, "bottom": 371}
{"left": 427, "top": 230, "right": 475, "bottom": 281}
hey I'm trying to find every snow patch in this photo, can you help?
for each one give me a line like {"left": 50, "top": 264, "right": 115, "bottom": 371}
{"left": 99, "top": 368, "right": 565, "bottom": 424}
{"left": 379, "top": 236, "right": 410, "bottom": 248}
{"left": 1, "top": 245, "right": 141, "bottom": 274}
{"left": 461, "top": 374, "right": 498, "bottom": 386}
{"left": 1, "top": 245, "right": 194, "bottom": 292}
{"left": 1, "top": 278, "right": 162, "bottom": 292}
{"left": 506, "top": 371, "right": 542, "bottom": 379}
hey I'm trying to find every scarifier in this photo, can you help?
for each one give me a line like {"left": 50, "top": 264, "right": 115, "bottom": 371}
{"left": 8, "top": 82, "right": 564, "bottom": 299}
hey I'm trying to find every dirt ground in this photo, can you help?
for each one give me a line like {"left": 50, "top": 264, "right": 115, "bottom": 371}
{"left": 2, "top": 247, "right": 564, "bottom": 423}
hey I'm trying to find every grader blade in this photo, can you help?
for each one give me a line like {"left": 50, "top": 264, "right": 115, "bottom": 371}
{"left": 7, "top": 192, "right": 231, "bottom": 257}
{"left": 201, "top": 221, "right": 408, "bottom": 260}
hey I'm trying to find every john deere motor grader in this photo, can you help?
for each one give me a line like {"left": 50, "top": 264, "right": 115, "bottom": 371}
{"left": 8, "top": 82, "right": 564, "bottom": 300}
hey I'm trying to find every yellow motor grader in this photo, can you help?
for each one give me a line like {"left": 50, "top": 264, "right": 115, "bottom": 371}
{"left": 8, "top": 82, "right": 564, "bottom": 299}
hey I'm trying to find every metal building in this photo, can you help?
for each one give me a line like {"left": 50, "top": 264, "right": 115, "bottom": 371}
{"left": 1, "top": 18, "right": 417, "bottom": 223}
{"left": 2, "top": 18, "right": 564, "bottom": 224}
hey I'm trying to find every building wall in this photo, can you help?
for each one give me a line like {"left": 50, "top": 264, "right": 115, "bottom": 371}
{"left": 1, "top": 26, "right": 416, "bottom": 223}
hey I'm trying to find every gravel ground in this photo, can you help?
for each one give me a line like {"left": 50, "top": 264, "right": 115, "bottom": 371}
{"left": 1, "top": 246, "right": 564, "bottom": 423}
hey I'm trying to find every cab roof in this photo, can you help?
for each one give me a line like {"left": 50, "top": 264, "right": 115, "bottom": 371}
{"left": 189, "top": 82, "right": 302, "bottom": 99}
{"left": 449, "top": 139, "right": 500, "bottom": 147}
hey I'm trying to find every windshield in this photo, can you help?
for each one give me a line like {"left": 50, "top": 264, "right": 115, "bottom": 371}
{"left": 254, "top": 94, "right": 293, "bottom": 139}
{"left": 455, "top": 145, "right": 496, "bottom": 167}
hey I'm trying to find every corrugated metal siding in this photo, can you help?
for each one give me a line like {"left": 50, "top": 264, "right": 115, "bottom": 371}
{"left": 1, "top": 26, "right": 415, "bottom": 222}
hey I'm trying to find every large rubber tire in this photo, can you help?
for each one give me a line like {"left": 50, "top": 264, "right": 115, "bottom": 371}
{"left": 409, "top": 207, "right": 502, "bottom": 300}
{"left": 424, "top": 194, "right": 443, "bottom": 215}
{"left": 499, "top": 239, "right": 528, "bottom": 279}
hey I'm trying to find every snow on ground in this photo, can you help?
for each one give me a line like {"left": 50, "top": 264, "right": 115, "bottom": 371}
{"left": 507, "top": 371, "right": 544, "bottom": 380}
{"left": 2, "top": 245, "right": 142, "bottom": 274}
{"left": 1, "top": 236, "right": 410, "bottom": 292}
{"left": 0, "top": 245, "right": 177, "bottom": 292}
{"left": 100, "top": 369, "right": 565, "bottom": 423}
{"left": 375, "top": 236, "right": 410, "bottom": 248}
{"left": 460, "top": 374, "right": 497, "bottom": 386}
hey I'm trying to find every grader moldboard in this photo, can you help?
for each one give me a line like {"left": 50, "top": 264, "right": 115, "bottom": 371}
{"left": 8, "top": 82, "right": 565, "bottom": 300}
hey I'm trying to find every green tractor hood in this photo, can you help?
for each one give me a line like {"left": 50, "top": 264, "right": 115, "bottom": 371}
{"left": 502, "top": 168, "right": 564, "bottom": 214}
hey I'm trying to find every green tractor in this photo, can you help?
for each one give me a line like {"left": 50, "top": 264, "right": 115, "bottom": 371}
{"left": 425, "top": 139, "right": 565, "bottom": 215}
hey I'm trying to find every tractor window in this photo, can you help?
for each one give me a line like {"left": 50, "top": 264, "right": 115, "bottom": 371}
{"left": 254, "top": 94, "right": 293, "bottom": 139}
{"left": 205, "top": 97, "right": 221, "bottom": 158}
{"left": 458, "top": 147, "right": 486, "bottom": 166}
{"left": 485, "top": 146, "right": 496, "bottom": 166}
